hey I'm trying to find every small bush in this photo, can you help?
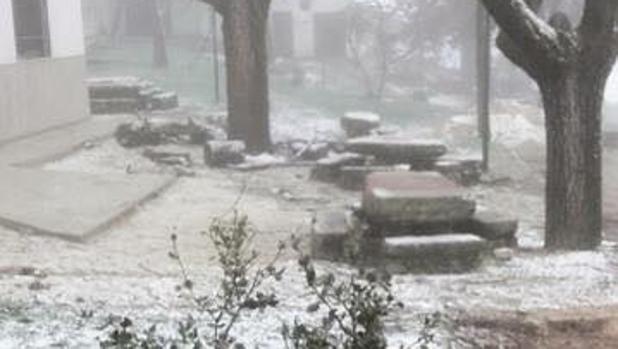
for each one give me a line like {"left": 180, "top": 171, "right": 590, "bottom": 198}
{"left": 281, "top": 238, "right": 403, "bottom": 349}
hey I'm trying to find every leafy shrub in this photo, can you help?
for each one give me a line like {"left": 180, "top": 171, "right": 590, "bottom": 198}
{"left": 281, "top": 238, "right": 403, "bottom": 349}
{"left": 100, "top": 212, "right": 285, "bottom": 348}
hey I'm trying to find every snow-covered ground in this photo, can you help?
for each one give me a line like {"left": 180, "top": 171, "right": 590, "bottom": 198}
{"left": 1, "top": 135, "right": 617, "bottom": 347}
{"left": 1, "top": 101, "right": 618, "bottom": 347}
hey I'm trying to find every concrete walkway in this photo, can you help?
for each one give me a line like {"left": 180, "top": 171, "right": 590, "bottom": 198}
{"left": 0, "top": 115, "right": 131, "bottom": 167}
{"left": 0, "top": 115, "right": 176, "bottom": 241}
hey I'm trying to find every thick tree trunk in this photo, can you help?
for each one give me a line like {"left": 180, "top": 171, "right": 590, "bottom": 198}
{"left": 221, "top": 0, "right": 271, "bottom": 153}
{"left": 540, "top": 70, "right": 604, "bottom": 249}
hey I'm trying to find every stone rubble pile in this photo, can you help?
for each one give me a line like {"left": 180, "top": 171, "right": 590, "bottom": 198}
{"left": 309, "top": 111, "right": 484, "bottom": 190}
{"left": 88, "top": 77, "right": 179, "bottom": 115}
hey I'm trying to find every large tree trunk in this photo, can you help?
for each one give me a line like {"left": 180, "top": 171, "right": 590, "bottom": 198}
{"left": 221, "top": 0, "right": 271, "bottom": 152}
{"left": 540, "top": 70, "right": 605, "bottom": 249}
{"left": 480, "top": 0, "right": 617, "bottom": 250}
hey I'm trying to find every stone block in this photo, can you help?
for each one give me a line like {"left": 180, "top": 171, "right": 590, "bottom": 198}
{"left": 456, "top": 210, "right": 518, "bottom": 247}
{"left": 310, "top": 152, "right": 367, "bottom": 182}
{"left": 362, "top": 172, "right": 476, "bottom": 231}
{"left": 87, "top": 77, "right": 142, "bottom": 100}
{"left": 345, "top": 136, "right": 447, "bottom": 164}
{"left": 90, "top": 99, "right": 139, "bottom": 115}
{"left": 383, "top": 234, "right": 487, "bottom": 273}
{"left": 435, "top": 158, "right": 483, "bottom": 186}
{"left": 204, "top": 140, "right": 246, "bottom": 167}
{"left": 340, "top": 111, "right": 381, "bottom": 138}
{"left": 310, "top": 210, "right": 352, "bottom": 262}
{"left": 143, "top": 145, "right": 192, "bottom": 167}
{"left": 150, "top": 92, "right": 179, "bottom": 110}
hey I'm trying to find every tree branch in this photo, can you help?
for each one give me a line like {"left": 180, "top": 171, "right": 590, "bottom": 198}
{"left": 578, "top": 0, "right": 618, "bottom": 73}
{"left": 479, "top": 0, "right": 568, "bottom": 70}
{"left": 199, "top": 0, "right": 224, "bottom": 14}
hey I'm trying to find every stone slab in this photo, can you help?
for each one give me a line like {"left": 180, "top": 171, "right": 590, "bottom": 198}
{"left": 0, "top": 167, "right": 175, "bottom": 241}
{"left": 362, "top": 172, "right": 475, "bottom": 230}
{"left": 345, "top": 136, "right": 447, "bottom": 164}
{"left": 90, "top": 99, "right": 139, "bottom": 115}
{"left": 435, "top": 158, "right": 483, "bottom": 186}
{"left": 384, "top": 234, "right": 487, "bottom": 273}
{"left": 310, "top": 152, "right": 367, "bottom": 182}
{"left": 337, "top": 165, "right": 409, "bottom": 191}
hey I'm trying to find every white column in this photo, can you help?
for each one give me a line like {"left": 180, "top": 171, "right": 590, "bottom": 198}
{"left": 47, "top": 0, "right": 86, "bottom": 58}
{"left": 0, "top": 0, "right": 17, "bottom": 64}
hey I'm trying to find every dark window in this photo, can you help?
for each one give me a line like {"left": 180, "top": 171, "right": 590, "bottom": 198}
{"left": 12, "top": 0, "right": 51, "bottom": 59}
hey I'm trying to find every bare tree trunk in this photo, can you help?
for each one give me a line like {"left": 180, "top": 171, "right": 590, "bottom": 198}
{"left": 221, "top": 0, "right": 271, "bottom": 152}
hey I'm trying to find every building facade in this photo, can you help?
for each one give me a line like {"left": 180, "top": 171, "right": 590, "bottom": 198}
{"left": 0, "top": 0, "right": 89, "bottom": 143}
{"left": 271, "top": 0, "right": 350, "bottom": 59}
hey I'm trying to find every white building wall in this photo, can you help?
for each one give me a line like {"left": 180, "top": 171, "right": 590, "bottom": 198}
{"left": 272, "top": 0, "right": 349, "bottom": 58}
{"left": 48, "top": 0, "right": 86, "bottom": 57}
{"left": 0, "top": 0, "right": 17, "bottom": 64}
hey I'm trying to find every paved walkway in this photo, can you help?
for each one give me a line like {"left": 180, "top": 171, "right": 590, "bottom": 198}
{"left": 0, "top": 115, "right": 175, "bottom": 241}
{"left": 0, "top": 115, "right": 130, "bottom": 167}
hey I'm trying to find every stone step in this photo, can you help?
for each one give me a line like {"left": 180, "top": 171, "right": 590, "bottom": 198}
{"left": 362, "top": 172, "right": 476, "bottom": 231}
{"left": 345, "top": 136, "right": 447, "bottom": 165}
{"left": 383, "top": 234, "right": 487, "bottom": 274}
{"left": 455, "top": 210, "right": 518, "bottom": 247}
{"left": 310, "top": 210, "right": 354, "bottom": 262}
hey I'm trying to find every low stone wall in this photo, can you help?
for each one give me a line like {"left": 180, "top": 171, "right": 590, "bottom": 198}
{"left": 0, "top": 56, "right": 90, "bottom": 143}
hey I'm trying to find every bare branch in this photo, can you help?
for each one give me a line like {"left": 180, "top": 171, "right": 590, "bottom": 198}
{"left": 579, "top": 0, "right": 618, "bottom": 73}
{"left": 198, "top": 0, "right": 224, "bottom": 14}
{"left": 479, "top": 0, "right": 567, "bottom": 68}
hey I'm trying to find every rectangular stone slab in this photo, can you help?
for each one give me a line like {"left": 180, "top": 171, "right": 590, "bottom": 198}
{"left": 338, "top": 165, "right": 409, "bottom": 191}
{"left": 310, "top": 152, "right": 367, "bottom": 182}
{"left": 345, "top": 136, "right": 447, "bottom": 163}
{"left": 363, "top": 172, "right": 475, "bottom": 230}
{"left": 384, "top": 234, "right": 487, "bottom": 274}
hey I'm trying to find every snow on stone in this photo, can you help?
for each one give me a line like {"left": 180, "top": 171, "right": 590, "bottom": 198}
{"left": 344, "top": 111, "right": 381, "bottom": 123}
